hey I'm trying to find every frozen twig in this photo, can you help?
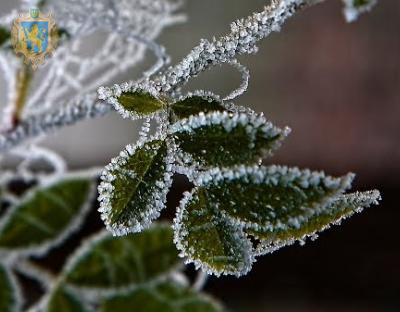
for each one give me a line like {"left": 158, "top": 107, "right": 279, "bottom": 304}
{"left": 1, "top": 0, "right": 328, "bottom": 153}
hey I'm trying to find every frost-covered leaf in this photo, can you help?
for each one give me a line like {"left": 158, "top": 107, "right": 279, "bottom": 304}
{"left": 98, "top": 85, "right": 166, "bottom": 120}
{"left": 171, "top": 94, "right": 225, "bottom": 120}
{"left": 174, "top": 165, "right": 354, "bottom": 276}
{"left": 170, "top": 111, "right": 289, "bottom": 167}
{"left": 118, "top": 91, "right": 165, "bottom": 116}
{"left": 47, "top": 286, "right": 88, "bottom": 312}
{"left": 0, "top": 179, "right": 94, "bottom": 255}
{"left": 250, "top": 190, "right": 381, "bottom": 253}
{"left": 193, "top": 166, "right": 354, "bottom": 230}
{"left": 0, "top": 264, "right": 20, "bottom": 312}
{"left": 174, "top": 188, "right": 253, "bottom": 277}
{"left": 101, "top": 281, "right": 222, "bottom": 312}
{"left": 98, "top": 138, "right": 173, "bottom": 236}
{"left": 342, "top": 0, "right": 378, "bottom": 22}
{"left": 64, "top": 223, "right": 180, "bottom": 289}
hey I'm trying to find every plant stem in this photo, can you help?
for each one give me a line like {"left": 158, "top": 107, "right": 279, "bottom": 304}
{"left": 11, "top": 64, "right": 32, "bottom": 127}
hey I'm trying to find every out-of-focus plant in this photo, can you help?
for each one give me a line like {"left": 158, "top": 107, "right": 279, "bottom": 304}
{"left": 0, "top": 0, "right": 380, "bottom": 311}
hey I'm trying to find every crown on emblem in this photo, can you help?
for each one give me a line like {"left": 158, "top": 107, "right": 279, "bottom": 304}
{"left": 30, "top": 8, "right": 40, "bottom": 19}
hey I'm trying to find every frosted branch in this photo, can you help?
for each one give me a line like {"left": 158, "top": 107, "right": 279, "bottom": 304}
{"left": 0, "top": 94, "right": 109, "bottom": 153}
{"left": 0, "top": 0, "right": 374, "bottom": 153}
{"left": 148, "top": 0, "right": 325, "bottom": 94}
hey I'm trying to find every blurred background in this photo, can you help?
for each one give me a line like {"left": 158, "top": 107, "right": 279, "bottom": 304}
{"left": 1, "top": 0, "right": 400, "bottom": 311}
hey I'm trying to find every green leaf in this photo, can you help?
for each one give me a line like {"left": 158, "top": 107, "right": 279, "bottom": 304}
{"left": 0, "top": 264, "right": 19, "bottom": 312}
{"left": 116, "top": 90, "right": 165, "bottom": 118}
{"left": 47, "top": 286, "right": 88, "bottom": 312}
{"left": 98, "top": 138, "right": 172, "bottom": 236}
{"left": 170, "top": 111, "right": 289, "bottom": 167}
{"left": 249, "top": 190, "right": 380, "bottom": 250}
{"left": 0, "top": 179, "right": 94, "bottom": 254}
{"left": 101, "top": 281, "right": 222, "bottom": 312}
{"left": 64, "top": 223, "right": 180, "bottom": 289}
{"left": 174, "top": 166, "right": 354, "bottom": 275}
{"left": 174, "top": 188, "right": 253, "bottom": 276}
{"left": 195, "top": 166, "right": 354, "bottom": 230}
{"left": 171, "top": 94, "right": 226, "bottom": 120}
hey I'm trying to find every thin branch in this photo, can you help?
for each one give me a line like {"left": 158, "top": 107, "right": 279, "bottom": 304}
{"left": 149, "top": 0, "right": 324, "bottom": 94}
{"left": 0, "top": 0, "right": 325, "bottom": 153}
{"left": 0, "top": 95, "right": 109, "bottom": 153}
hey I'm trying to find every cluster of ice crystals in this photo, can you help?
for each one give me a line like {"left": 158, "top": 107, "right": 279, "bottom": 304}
{"left": 170, "top": 110, "right": 290, "bottom": 156}
{"left": 256, "top": 189, "right": 381, "bottom": 256}
{"left": 98, "top": 134, "right": 174, "bottom": 236}
{"left": 174, "top": 89, "right": 222, "bottom": 105}
{"left": 171, "top": 148, "right": 203, "bottom": 182}
{"left": 342, "top": 0, "right": 378, "bottom": 22}
{"left": 222, "top": 59, "right": 250, "bottom": 101}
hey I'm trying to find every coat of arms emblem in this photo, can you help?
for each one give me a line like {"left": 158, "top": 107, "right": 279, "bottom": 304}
{"left": 11, "top": 8, "right": 58, "bottom": 69}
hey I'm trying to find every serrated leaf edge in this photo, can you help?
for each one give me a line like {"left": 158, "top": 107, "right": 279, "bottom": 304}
{"left": 254, "top": 190, "right": 381, "bottom": 256}
{"left": 98, "top": 136, "right": 174, "bottom": 236}
{"left": 169, "top": 111, "right": 290, "bottom": 167}
{"left": 172, "top": 90, "right": 222, "bottom": 107}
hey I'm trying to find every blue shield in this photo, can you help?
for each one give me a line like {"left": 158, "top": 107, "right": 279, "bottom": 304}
{"left": 21, "top": 21, "right": 49, "bottom": 54}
